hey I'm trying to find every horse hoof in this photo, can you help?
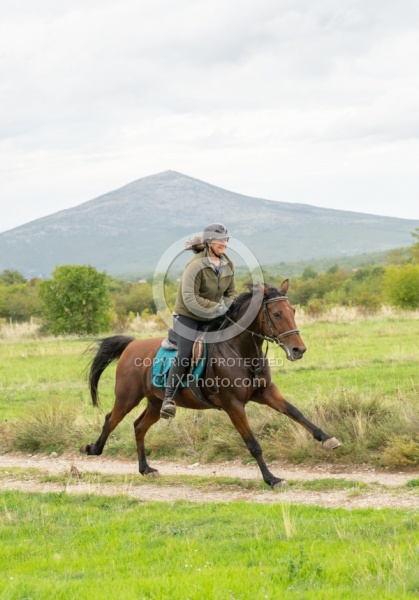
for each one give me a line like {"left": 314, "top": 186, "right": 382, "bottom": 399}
{"left": 271, "top": 479, "right": 288, "bottom": 490}
{"left": 323, "top": 437, "right": 342, "bottom": 450}
{"left": 79, "top": 444, "right": 90, "bottom": 454}
{"left": 140, "top": 467, "right": 160, "bottom": 477}
{"left": 145, "top": 470, "right": 160, "bottom": 478}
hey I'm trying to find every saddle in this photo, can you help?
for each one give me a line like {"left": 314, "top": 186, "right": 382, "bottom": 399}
{"left": 152, "top": 332, "right": 222, "bottom": 411}
{"left": 161, "top": 329, "right": 206, "bottom": 367}
{"left": 152, "top": 332, "right": 207, "bottom": 388}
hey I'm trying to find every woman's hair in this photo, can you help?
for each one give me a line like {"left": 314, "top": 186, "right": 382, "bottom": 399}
{"left": 185, "top": 236, "right": 206, "bottom": 254}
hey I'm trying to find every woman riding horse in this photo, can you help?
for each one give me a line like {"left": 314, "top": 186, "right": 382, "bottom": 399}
{"left": 82, "top": 279, "right": 342, "bottom": 489}
{"left": 160, "top": 223, "right": 237, "bottom": 419}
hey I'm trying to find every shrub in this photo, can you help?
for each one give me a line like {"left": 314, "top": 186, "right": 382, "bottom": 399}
{"left": 7, "top": 402, "right": 95, "bottom": 454}
{"left": 381, "top": 436, "right": 419, "bottom": 467}
{"left": 39, "top": 265, "right": 112, "bottom": 335}
{"left": 384, "top": 264, "right": 419, "bottom": 309}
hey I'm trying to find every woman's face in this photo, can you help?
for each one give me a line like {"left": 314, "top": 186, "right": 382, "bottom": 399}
{"left": 209, "top": 238, "right": 228, "bottom": 255}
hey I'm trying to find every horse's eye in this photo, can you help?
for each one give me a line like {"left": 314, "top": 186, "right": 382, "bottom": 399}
{"left": 273, "top": 311, "right": 281, "bottom": 318}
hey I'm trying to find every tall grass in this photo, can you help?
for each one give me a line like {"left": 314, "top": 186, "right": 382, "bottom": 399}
{"left": 7, "top": 402, "right": 97, "bottom": 454}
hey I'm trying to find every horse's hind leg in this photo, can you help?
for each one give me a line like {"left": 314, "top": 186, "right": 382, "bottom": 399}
{"left": 133, "top": 400, "right": 161, "bottom": 476}
{"left": 225, "top": 400, "right": 285, "bottom": 489}
{"left": 81, "top": 385, "right": 143, "bottom": 456}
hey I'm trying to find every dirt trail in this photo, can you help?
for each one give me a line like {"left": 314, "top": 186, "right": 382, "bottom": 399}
{"left": 1, "top": 452, "right": 418, "bottom": 509}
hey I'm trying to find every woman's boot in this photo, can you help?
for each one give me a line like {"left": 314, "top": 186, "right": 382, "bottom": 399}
{"left": 160, "top": 360, "right": 188, "bottom": 419}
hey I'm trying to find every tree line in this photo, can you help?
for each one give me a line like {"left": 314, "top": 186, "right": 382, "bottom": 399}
{"left": 1, "top": 230, "right": 418, "bottom": 334}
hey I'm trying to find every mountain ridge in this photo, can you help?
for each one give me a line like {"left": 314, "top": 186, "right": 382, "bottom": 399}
{"left": 1, "top": 170, "right": 417, "bottom": 278}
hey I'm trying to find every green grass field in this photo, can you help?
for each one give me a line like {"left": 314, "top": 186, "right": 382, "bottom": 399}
{"left": 0, "top": 316, "right": 418, "bottom": 466}
{"left": 1, "top": 317, "right": 419, "bottom": 598}
{"left": 0, "top": 337, "right": 90, "bottom": 419}
{"left": 1, "top": 490, "right": 419, "bottom": 599}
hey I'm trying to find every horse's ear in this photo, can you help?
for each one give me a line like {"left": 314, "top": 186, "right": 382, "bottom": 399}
{"left": 258, "top": 282, "right": 269, "bottom": 295}
{"left": 280, "top": 279, "right": 289, "bottom": 294}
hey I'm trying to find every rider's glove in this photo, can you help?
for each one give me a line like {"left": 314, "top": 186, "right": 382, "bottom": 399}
{"left": 216, "top": 304, "right": 228, "bottom": 316}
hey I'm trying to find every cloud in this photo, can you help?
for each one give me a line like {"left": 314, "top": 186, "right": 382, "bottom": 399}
{"left": 0, "top": 0, "right": 419, "bottom": 231}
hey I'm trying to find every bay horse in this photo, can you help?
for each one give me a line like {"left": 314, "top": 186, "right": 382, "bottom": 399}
{"left": 81, "top": 280, "right": 341, "bottom": 488}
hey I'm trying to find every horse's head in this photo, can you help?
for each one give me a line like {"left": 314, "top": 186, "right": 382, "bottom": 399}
{"left": 225, "top": 280, "right": 306, "bottom": 360}
{"left": 256, "top": 280, "right": 306, "bottom": 361}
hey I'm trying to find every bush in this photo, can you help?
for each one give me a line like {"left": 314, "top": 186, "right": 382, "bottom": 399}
{"left": 7, "top": 402, "right": 95, "bottom": 454}
{"left": 40, "top": 265, "right": 112, "bottom": 335}
{"left": 0, "top": 281, "right": 42, "bottom": 322}
{"left": 381, "top": 436, "right": 419, "bottom": 467}
{"left": 385, "top": 264, "right": 419, "bottom": 309}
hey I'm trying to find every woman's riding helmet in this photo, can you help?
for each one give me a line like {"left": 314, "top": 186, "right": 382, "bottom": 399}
{"left": 202, "top": 223, "right": 229, "bottom": 243}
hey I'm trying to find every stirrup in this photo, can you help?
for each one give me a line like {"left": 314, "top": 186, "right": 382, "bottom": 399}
{"left": 160, "top": 397, "right": 176, "bottom": 419}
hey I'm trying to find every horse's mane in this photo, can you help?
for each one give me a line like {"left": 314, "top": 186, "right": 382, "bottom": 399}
{"left": 204, "top": 283, "right": 284, "bottom": 331}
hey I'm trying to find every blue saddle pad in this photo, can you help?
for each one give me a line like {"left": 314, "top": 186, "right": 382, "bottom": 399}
{"left": 151, "top": 343, "right": 207, "bottom": 388}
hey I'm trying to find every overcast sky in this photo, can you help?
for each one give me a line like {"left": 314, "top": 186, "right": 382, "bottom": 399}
{"left": 1, "top": 0, "right": 418, "bottom": 233}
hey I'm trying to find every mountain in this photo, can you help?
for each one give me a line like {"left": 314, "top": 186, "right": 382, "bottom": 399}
{"left": 0, "top": 170, "right": 417, "bottom": 278}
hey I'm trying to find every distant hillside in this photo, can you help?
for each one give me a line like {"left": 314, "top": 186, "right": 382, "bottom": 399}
{"left": 263, "top": 248, "right": 401, "bottom": 278}
{"left": 0, "top": 171, "right": 418, "bottom": 278}
{"left": 127, "top": 249, "right": 397, "bottom": 282}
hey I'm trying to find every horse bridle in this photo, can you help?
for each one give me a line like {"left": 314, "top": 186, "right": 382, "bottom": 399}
{"left": 224, "top": 296, "right": 300, "bottom": 348}
{"left": 262, "top": 296, "right": 300, "bottom": 345}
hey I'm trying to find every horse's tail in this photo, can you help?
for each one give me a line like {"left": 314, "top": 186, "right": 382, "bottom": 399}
{"left": 88, "top": 335, "right": 135, "bottom": 407}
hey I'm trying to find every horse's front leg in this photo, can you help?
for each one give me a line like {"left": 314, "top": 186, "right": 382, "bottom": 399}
{"left": 225, "top": 399, "right": 286, "bottom": 489}
{"left": 259, "top": 383, "right": 341, "bottom": 450}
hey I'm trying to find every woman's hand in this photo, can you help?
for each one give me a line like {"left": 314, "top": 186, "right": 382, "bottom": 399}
{"left": 216, "top": 304, "right": 228, "bottom": 316}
